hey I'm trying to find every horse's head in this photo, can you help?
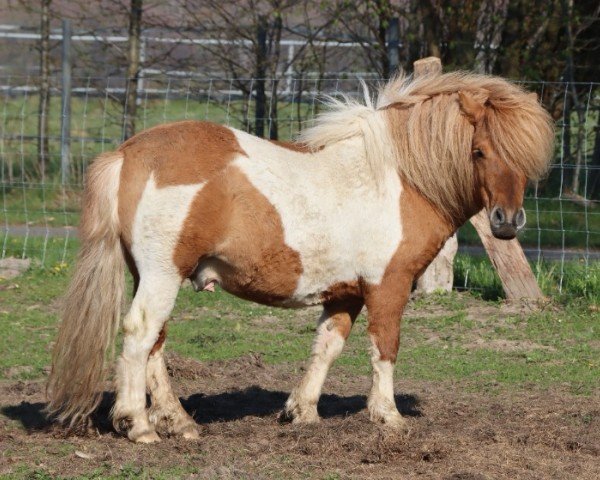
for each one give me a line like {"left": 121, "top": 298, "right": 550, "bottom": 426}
{"left": 458, "top": 90, "right": 528, "bottom": 240}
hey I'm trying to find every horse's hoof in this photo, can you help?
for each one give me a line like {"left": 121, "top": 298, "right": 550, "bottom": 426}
{"left": 368, "top": 399, "right": 408, "bottom": 432}
{"left": 281, "top": 400, "right": 320, "bottom": 425}
{"left": 178, "top": 424, "right": 200, "bottom": 440}
{"left": 369, "top": 410, "right": 409, "bottom": 432}
{"left": 129, "top": 428, "right": 161, "bottom": 443}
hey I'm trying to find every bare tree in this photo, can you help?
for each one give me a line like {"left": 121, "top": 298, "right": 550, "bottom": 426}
{"left": 175, "top": 0, "right": 341, "bottom": 139}
{"left": 38, "top": 0, "right": 51, "bottom": 179}
{"left": 473, "top": 0, "right": 509, "bottom": 73}
{"left": 124, "top": 0, "right": 143, "bottom": 140}
{"left": 561, "top": 0, "right": 600, "bottom": 195}
{"left": 334, "top": 0, "right": 397, "bottom": 78}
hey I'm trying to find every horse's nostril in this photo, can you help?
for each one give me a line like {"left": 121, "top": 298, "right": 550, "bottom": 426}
{"left": 491, "top": 207, "right": 505, "bottom": 225}
{"left": 514, "top": 208, "right": 526, "bottom": 230}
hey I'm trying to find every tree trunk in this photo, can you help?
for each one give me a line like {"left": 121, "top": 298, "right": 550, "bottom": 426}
{"left": 590, "top": 113, "right": 600, "bottom": 199}
{"left": 38, "top": 0, "right": 51, "bottom": 180}
{"left": 254, "top": 16, "right": 267, "bottom": 138}
{"left": 474, "top": 0, "right": 509, "bottom": 73}
{"left": 268, "top": 14, "right": 282, "bottom": 140}
{"left": 375, "top": 0, "right": 391, "bottom": 79}
{"left": 124, "top": 0, "right": 142, "bottom": 141}
{"left": 562, "top": 0, "right": 585, "bottom": 195}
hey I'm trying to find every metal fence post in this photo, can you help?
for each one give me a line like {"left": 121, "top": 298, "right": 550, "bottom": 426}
{"left": 60, "top": 19, "right": 72, "bottom": 185}
{"left": 386, "top": 17, "right": 400, "bottom": 77}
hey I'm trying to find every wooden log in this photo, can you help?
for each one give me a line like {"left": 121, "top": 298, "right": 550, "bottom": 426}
{"left": 469, "top": 210, "right": 544, "bottom": 299}
{"left": 412, "top": 56, "right": 544, "bottom": 300}
{"left": 413, "top": 56, "right": 442, "bottom": 77}
{"left": 416, "top": 234, "right": 458, "bottom": 293}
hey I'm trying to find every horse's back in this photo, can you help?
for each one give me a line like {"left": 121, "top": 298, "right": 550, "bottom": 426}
{"left": 119, "top": 120, "right": 244, "bottom": 186}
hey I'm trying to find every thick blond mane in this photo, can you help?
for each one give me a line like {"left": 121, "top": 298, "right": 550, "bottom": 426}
{"left": 298, "top": 71, "right": 555, "bottom": 221}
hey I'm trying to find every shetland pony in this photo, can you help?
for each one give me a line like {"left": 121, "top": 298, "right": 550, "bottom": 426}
{"left": 48, "top": 72, "right": 554, "bottom": 442}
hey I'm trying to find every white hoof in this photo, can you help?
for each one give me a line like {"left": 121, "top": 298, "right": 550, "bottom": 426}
{"left": 129, "top": 428, "right": 161, "bottom": 443}
{"left": 368, "top": 398, "right": 407, "bottom": 431}
{"left": 282, "top": 395, "right": 320, "bottom": 424}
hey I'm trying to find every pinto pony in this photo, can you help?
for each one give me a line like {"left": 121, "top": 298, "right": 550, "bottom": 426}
{"left": 48, "top": 72, "right": 554, "bottom": 442}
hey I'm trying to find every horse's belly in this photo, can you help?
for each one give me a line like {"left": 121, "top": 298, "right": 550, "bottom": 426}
{"left": 190, "top": 255, "right": 310, "bottom": 308}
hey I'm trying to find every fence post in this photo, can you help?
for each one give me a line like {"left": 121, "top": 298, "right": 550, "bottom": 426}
{"left": 386, "top": 17, "right": 400, "bottom": 77}
{"left": 413, "top": 57, "right": 459, "bottom": 294}
{"left": 60, "top": 19, "right": 72, "bottom": 185}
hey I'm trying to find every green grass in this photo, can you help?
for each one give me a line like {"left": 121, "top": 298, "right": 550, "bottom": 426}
{"left": 1, "top": 256, "right": 598, "bottom": 395}
{"left": 454, "top": 252, "right": 600, "bottom": 302}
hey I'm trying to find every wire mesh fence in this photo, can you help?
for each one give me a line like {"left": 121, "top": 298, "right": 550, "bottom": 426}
{"left": 1, "top": 74, "right": 599, "bottom": 294}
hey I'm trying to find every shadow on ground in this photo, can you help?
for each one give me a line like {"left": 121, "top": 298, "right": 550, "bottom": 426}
{"left": 182, "top": 386, "right": 421, "bottom": 423}
{"left": 2, "top": 386, "right": 420, "bottom": 433}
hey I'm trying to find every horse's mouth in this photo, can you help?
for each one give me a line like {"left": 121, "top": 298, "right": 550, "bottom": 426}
{"left": 490, "top": 224, "right": 517, "bottom": 240}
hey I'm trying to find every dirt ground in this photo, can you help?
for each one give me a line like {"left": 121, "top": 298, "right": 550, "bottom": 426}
{"left": 0, "top": 353, "right": 598, "bottom": 480}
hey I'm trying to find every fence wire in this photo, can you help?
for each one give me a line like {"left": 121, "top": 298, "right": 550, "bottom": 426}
{"left": 1, "top": 75, "right": 599, "bottom": 294}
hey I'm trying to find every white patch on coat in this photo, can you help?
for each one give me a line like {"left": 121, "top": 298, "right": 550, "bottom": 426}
{"left": 232, "top": 128, "right": 403, "bottom": 306}
{"left": 131, "top": 174, "right": 205, "bottom": 281}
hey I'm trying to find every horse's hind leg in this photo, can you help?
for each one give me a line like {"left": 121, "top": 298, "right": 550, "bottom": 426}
{"left": 146, "top": 330, "right": 199, "bottom": 439}
{"left": 112, "top": 274, "right": 180, "bottom": 443}
{"left": 283, "top": 299, "right": 363, "bottom": 423}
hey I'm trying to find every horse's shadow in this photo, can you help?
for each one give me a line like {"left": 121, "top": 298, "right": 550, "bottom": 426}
{"left": 1, "top": 387, "right": 421, "bottom": 433}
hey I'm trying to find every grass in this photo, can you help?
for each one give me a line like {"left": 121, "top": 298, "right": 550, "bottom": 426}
{"left": 1, "top": 254, "right": 598, "bottom": 395}
{"left": 454, "top": 252, "right": 600, "bottom": 302}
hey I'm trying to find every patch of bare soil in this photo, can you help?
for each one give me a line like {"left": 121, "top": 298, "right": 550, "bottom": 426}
{"left": 1, "top": 354, "right": 598, "bottom": 479}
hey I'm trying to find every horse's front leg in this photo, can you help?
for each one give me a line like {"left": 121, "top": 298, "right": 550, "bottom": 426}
{"left": 283, "top": 299, "right": 363, "bottom": 424}
{"left": 364, "top": 275, "right": 412, "bottom": 430}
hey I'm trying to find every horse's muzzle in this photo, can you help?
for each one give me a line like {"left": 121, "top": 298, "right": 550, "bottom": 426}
{"left": 489, "top": 206, "right": 526, "bottom": 240}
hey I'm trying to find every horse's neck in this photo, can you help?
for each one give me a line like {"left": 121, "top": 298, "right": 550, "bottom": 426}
{"left": 311, "top": 136, "right": 396, "bottom": 191}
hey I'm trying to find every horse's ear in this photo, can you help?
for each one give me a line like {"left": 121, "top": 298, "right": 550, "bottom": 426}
{"left": 458, "top": 90, "right": 488, "bottom": 125}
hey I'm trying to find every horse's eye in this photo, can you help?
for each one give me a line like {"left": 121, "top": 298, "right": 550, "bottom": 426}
{"left": 473, "top": 149, "right": 484, "bottom": 159}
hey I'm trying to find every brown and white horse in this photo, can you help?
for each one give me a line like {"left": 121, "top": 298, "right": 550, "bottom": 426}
{"left": 48, "top": 72, "right": 554, "bottom": 442}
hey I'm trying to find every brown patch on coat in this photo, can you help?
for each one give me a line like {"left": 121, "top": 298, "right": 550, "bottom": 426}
{"left": 149, "top": 326, "right": 167, "bottom": 356}
{"left": 173, "top": 166, "right": 303, "bottom": 306}
{"left": 365, "top": 185, "right": 454, "bottom": 362}
{"left": 320, "top": 281, "right": 362, "bottom": 304}
{"left": 117, "top": 121, "right": 244, "bottom": 248}
{"left": 325, "top": 299, "right": 364, "bottom": 339}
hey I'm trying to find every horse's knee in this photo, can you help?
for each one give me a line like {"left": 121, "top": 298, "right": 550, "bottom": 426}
{"left": 367, "top": 320, "right": 401, "bottom": 363}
